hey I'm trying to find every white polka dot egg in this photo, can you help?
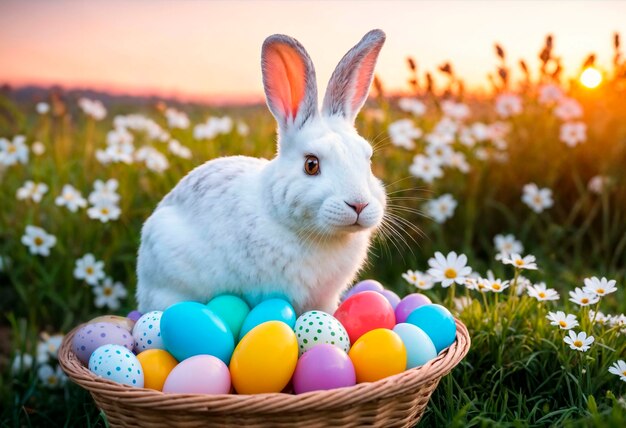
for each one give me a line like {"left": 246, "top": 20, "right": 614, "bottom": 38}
{"left": 294, "top": 310, "right": 350, "bottom": 356}
{"left": 88, "top": 344, "right": 144, "bottom": 387}
{"left": 132, "top": 311, "right": 164, "bottom": 352}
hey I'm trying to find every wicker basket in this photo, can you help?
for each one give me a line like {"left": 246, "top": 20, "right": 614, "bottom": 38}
{"left": 59, "top": 319, "right": 470, "bottom": 427}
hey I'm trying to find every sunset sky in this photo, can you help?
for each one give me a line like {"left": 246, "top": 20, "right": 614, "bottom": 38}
{"left": 1, "top": 0, "right": 625, "bottom": 103}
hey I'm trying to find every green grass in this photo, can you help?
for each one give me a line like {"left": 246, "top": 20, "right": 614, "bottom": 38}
{"left": 1, "top": 74, "right": 625, "bottom": 427}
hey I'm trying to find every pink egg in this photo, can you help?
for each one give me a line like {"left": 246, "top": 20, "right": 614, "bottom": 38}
{"left": 293, "top": 344, "right": 356, "bottom": 394}
{"left": 163, "top": 355, "right": 231, "bottom": 394}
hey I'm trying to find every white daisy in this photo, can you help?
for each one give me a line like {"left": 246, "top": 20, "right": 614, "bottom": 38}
{"left": 425, "top": 131, "right": 454, "bottom": 146}
{"left": 135, "top": 146, "right": 169, "bottom": 173}
{"left": 501, "top": 253, "right": 538, "bottom": 270}
{"left": 88, "top": 179, "right": 120, "bottom": 205}
{"left": 554, "top": 97, "right": 583, "bottom": 121}
{"left": 0, "top": 135, "right": 29, "bottom": 166}
{"left": 434, "top": 117, "right": 459, "bottom": 136}
{"left": 493, "top": 234, "right": 523, "bottom": 257}
{"left": 73, "top": 254, "right": 105, "bottom": 286}
{"left": 93, "top": 277, "right": 127, "bottom": 310}
{"left": 401, "top": 270, "right": 435, "bottom": 290}
{"left": 527, "top": 282, "right": 560, "bottom": 301}
{"left": 388, "top": 119, "right": 422, "bottom": 150}
{"left": 168, "top": 139, "right": 192, "bottom": 159}
{"left": 87, "top": 199, "right": 121, "bottom": 223}
{"left": 398, "top": 98, "right": 427, "bottom": 116}
{"left": 471, "top": 122, "right": 490, "bottom": 141}
{"left": 569, "top": 287, "right": 600, "bottom": 307}
{"left": 37, "top": 364, "right": 67, "bottom": 388}
{"left": 588, "top": 175, "right": 610, "bottom": 194}
{"left": 55, "top": 184, "right": 87, "bottom": 212}
{"left": 522, "top": 183, "right": 553, "bottom": 213}
{"left": 495, "top": 93, "right": 522, "bottom": 118}
{"left": 425, "top": 194, "right": 457, "bottom": 224}
{"left": 78, "top": 98, "right": 107, "bottom": 120}
{"left": 427, "top": 251, "right": 472, "bottom": 288}
{"left": 237, "top": 121, "right": 250, "bottom": 136}
{"left": 454, "top": 296, "right": 474, "bottom": 312}
{"left": 36, "top": 102, "right": 50, "bottom": 114}
{"left": 426, "top": 142, "right": 454, "bottom": 165}
{"left": 563, "top": 330, "right": 594, "bottom": 352}
{"left": 484, "top": 277, "right": 510, "bottom": 293}
{"left": 409, "top": 155, "right": 443, "bottom": 183}
{"left": 21, "top": 226, "right": 56, "bottom": 256}
{"left": 589, "top": 310, "right": 610, "bottom": 325}
{"left": 449, "top": 151, "right": 470, "bottom": 173}
{"left": 441, "top": 100, "right": 470, "bottom": 121}
{"left": 193, "top": 116, "right": 234, "bottom": 140}
{"left": 31, "top": 141, "right": 46, "bottom": 156}
{"left": 164, "top": 107, "right": 190, "bottom": 129}
{"left": 538, "top": 84, "right": 564, "bottom": 105}
{"left": 583, "top": 277, "right": 617, "bottom": 297}
{"left": 608, "top": 360, "right": 626, "bottom": 382}
{"left": 560, "top": 122, "right": 586, "bottom": 147}
{"left": 16, "top": 181, "right": 48, "bottom": 203}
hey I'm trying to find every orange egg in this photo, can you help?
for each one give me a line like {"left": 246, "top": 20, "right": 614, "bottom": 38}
{"left": 136, "top": 349, "right": 178, "bottom": 391}
{"left": 348, "top": 328, "right": 406, "bottom": 383}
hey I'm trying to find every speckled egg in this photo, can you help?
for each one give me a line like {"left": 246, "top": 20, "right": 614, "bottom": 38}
{"left": 132, "top": 311, "right": 164, "bottom": 352}
{"left": 89, "top": 344, "right": 144, "bottom": 387}
{"left": 73, "top": 322, "right": 134, "bottom": 365}
{"left": 294, "top": 311, "right": 350, "bottom": 356}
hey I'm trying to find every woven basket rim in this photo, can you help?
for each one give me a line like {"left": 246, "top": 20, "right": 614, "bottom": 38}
{"left": 59, "top": 318, "right": 470, "bottom": 414}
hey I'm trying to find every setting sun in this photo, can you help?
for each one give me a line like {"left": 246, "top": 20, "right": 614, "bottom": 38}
{"left": 580, "top": 67, "right": 603, "bottom": 88}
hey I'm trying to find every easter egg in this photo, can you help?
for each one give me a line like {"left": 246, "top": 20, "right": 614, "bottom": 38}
{"left": 161, "top": 302, "right": 234, "bottom": 364}
{"left": 136, "top": 349, "right": 178, "bottom": 391}
{"left": 73, "top": 322, "right": 134, "bottom": 365}
{"left": 127, "top": 310, "right": 143, "bottom": 323}
{"left": 380, "top": 289, "right": 401, "bottom": 309}
{"left": 206, "top": 294, "right": 250, "bottom": 340}
{"left": 395, "top": 293, "right": 432, "bottom": 324}
{"left": 392, "top": 323, "right": 437, "bottom": 369}
{"left": 89, "top": 344, "right": 144, "bottom": 387}
{"left": 230, "top": 321, "right": 298, "bottom": 394}
{"left": 163, "top": 355, "right": 231, "bottom": 394}
{"left": 294, "top": 310, "right": 350, "bottom": 355}
{"left": 333, "top": 291, "right": 395, "bottom": 343}
{"left": 132, "top": 311, "right": 164, "bottom": 352}
{"left": 293, "top": 344, "right": 356, "bottom": 394}
{"left": 239, "top": 298, "right": 296, "bottom": 341}
{"left": 406, "top": 304, "right": 456, "bottom": 353}
{"left": 87, "top": 315, "right": 135, "bottom": 332}
{"left": 342, "top": 279, "right": 384, "bottom": 300}
{"left": 348, "top": 329, "right": 406, "bottom": 383}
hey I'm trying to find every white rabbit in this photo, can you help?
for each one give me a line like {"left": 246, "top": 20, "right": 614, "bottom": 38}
{"left": 136, "top": 29, "right": 387, "bottom": 314}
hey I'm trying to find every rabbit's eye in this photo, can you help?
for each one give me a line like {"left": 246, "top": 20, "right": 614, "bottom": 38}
{"left": 304, "top": 155, "right": 320, "bottom": 175}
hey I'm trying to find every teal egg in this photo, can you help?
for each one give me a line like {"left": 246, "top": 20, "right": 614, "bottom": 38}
{"left": 161, "top": 301, "right": 234, "bottom": 364}
{"left": 239, "top": 298, "right": 296, "bottom": 341}
{"left": 406, "top": 304, "right": 456, "bottom": 353}
{"left": 392, "top": 323, "right": 437, "bottom": 368}
{"left": 206, "top": 294, "right": 250, "bottom": 340}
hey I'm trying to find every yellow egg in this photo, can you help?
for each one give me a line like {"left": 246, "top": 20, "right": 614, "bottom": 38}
{"left": 88, "top": 315, "right": 135, "bottom": 332}
{"left": 229, "top": 321, "right": 298, "bottom": 394}
{"left": 348, "top": 328, "right": 407, "bottom": 383}
{"left": 137, "top": 349, "right": 178, "bottom": 391}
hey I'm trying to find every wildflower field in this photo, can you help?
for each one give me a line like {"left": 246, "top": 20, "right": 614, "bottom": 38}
{"left": 1, "top": 35, "right": 626, "bottom": 426}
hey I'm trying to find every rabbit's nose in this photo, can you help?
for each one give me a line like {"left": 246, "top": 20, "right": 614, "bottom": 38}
{"left": 345, "top": 201, "right": 369, "bottom": 215}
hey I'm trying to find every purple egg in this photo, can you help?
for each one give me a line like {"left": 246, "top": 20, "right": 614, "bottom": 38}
{"left": 293, "top": 344, "right": 356, "bottom": 394}
{"left": 395, "top": 293, "right": 433, "bottom": 324}
{"left": 127, "top": 310, "right": 143, "bottom": 322}
{"left": 380, "top": 289, "right": 401, "bottom": 309}
{"left": 72, "top": 322, "right": 134, "bottom": 365}
{"left": 342, "top": 279, "right": 385, "bottom": 301}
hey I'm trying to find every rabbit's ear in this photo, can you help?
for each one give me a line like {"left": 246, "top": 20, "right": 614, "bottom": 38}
{"left": 322, "top": 29, "right": 386, "bottom": 124}
{"left": 262, "top": 34, "right": 318, "bottom": 132}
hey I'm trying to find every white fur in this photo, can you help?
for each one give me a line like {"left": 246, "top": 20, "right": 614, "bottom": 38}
{"left": 137, "top": 30, "right": 387, "bottom": 314}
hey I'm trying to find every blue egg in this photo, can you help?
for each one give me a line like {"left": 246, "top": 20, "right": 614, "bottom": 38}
{"left": 238, "top": 298, "right": 296, "bottom": 341}
{"left": 161, "top": 301, "right": 234, "bottom": 364}
{"left": 406, "top": 304, "right": 456, "bottom": 353}
{"left": 392, "top": 323, "right": 437, "bottom": 369}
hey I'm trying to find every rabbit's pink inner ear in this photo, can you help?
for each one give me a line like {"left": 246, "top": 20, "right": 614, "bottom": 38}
{"left": 350, "top": 48, "right": 380, "bottom": 114}
{"left": 264, "top": 44, "right": 306, "bottom": 122}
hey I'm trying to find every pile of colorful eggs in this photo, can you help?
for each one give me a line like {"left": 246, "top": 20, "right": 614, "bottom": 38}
{"left": 72, "top": 279, "right": 457, "bottom": 395}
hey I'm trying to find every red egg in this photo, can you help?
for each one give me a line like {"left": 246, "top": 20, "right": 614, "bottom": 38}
{"left": 333, "top": 291, "right": 396, "bottom": 343}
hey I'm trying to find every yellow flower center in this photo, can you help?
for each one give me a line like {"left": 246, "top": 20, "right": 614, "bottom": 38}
{"left": 559, "top": 321, "right": 567, "bottom": 328}
{"left": 478, "top": 283, "right": 485, "bottom": 290}
{"left": 515, "top": 259, "right": 524, "bottom": 266}
{"left": 86, "top": 267, "right": 94, "bottom": 275}
{"left": 103, "top": 287, "right": 113, "bottom": 296}
{"left": 444, "top": 268, "right": 457, "bottom": 279}
{"left": 533, "top": 195, "right": 542, "bottom": 205}
{"left": 573, "top": 340, "right": 583, "bottom": 347}
{"left": 581, "top": 298, "right": 589, "bottom": 304}
{"left": 622, "top": 370, "right": 626, "bottom": 376}
{"left": 47, "top": 375, "right": 58, "bottom": 385}
{"left": 418, "top": 280, "right": 425, "bottom": 286}
{"left": 409, "top": 275, "right": 417, "bottom": 282}
{"left": 492, "top": 283, "right": 501, "bottom": 291}
{"left": 101, "top": 208, "right": 109, "bottom": 215}
{"left": 64, "top": 193, "right": 74, "bottom": 200}
{"left": 597, "top": 288, "right": 604, "bottom": 294}
{"left": 34, "top": 237, "right": 44, "bottom": 246}
{"left": 440, "top": 203, "right": 448, "bottom": 212}
{"left": 7, "top": 144, "right": 16, "bottom": 153}
{"left": 538, "top": 292, "right": 546, "bottom": 298}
